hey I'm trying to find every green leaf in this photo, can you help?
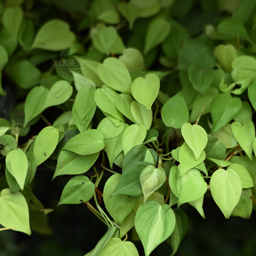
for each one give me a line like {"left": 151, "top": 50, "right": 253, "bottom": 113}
{"left": 231, "top": 121, "right": 255, "bottom": 160}
{"left": 97, "top": 58, "right": 132, "bottom": 94}
{"left": 33, "top": 126, "right": 59, "bottom": 166}
{"left": 144, "top": 129, "right": 159, "bottom": 144}
{"left": 0, "top": 188, "right": 31, "bottom": 235}
{"left": 103, "top": 174, "right": 137, "bottom": 225}
{"left": 166, "top": 209, "right": 188, "bottom": 256}
{"left": 205, "top": 136, "right": 226, "bottom": 160}
{"left": 131, "top": 73, "right": 160, "bottom": 110}
{"left": 179, "top": 143, "right": 206, "bottom": 176}
{"left": 122, "top": 124, "right": 147, "bottom": 155}
{"left": 53, "top": 151, "right": 99, "bottom": 178}
{"left": 0, "top": 135, "right": 17, "bottom": 156}
{"left": 210, "top": 93, "right": 242, "bottom": 133}
{"left": 63, "top": 129, "right": 105, "bottom": 155}
{"left": 210, "top": 168, "right": 242, "bottom": 218}
{"left": 178, "top": 176, "right": 207, "bottom": 207}
{"left": 119, "top": 48, "right": 144, "bottom": 72}
{"left": 234, "top": 101, "right": 252, "bottom": 125}
{"left": 208, "top": 158, "right": 232, "bottom": 167}
{"left": 214, "top": 124, "right": 237, "bottom": 148}
{"left": 17, "top": 18, "right": 35, "bottom": 51}
{"left": 188, "top": 63, "right": 215, "bottom": 95}
{"left": 144, "top": 17, "right": 171, "bottom": 54}
{"left": 118, "top": 3, "right": 139, "bottom": 30}
{"left": 0, "top": 119, "right": 11, "bottom": 136}
{"left": 98, "top": 238, "right": 139, "bottom": 256}
{"left": 0, "top": 44, "right": 8, "bottom": 70}
{"left": 58, "top": 176, "right": 95, "bottom": 206}
{"left": 25, "top": 151, "right": 37, "bottom": 184}
{"left": 130, "top": 101, "right": 152, "bottom": 130}
{"left": 140, "top": 165, "right": 166, "bottom": 203}
{"left": 181, "top": 123, "right": 208, "bottom": 160}
{"left": 71, "top": 71, "right": 95, "bottom": 92}
{"left": 44, "top": 80, "right": 73, "bottom": 109}
{"left": 213, "top": 44, "right": 237, "bottom": 72}
{"left": 161, "top": 92, "right": 189, "bottom": 128}
{"left": 6, "top": 148, "right": 28, "bottom": 190}
{"left": 248, "top": 77, "right": 256, "bottom": 111}
{"left": 131, "top": 0, "right": 161, "bottom": 18}
{"left": 113, "top": 162, "right": 151, "bottom": 197}
{"left": 3, "top": 6, "right": 23, "bottom": 39}
{"left": 97, "top": 118, "right": 124, "bottom": 140}
{"left": 31, "top": 20, "right": 75, "bottom": 51}
{"left": 135, "top": 201, "right": 175, "bottom": 256}
{"left": 227, "top": 163, "right": 254, "bottom": 189}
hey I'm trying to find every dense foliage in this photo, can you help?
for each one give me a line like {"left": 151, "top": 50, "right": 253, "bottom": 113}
{"left": 1, "top": 0, "right": 256, "bottom": 255}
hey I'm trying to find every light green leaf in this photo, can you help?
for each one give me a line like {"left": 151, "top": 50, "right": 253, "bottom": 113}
{"left": 227, "top": 163, "right": 254, "bottom": 188}
{"left": 161, "top": 92, "right": 189, "bottom": 128}
{"left": 131, "top": 0, "right": 161, "bottom": 18}
{"left": 3, "top": 6, "right": 23, "bottom": 39}
{"left": 118, "top": 3, "right": 139, "bottom": 30}
{"left": 178, "top": 176, "right": 207, "bottom": 207}
{"left": 97, "top": 118, "right": 124, "bottom": 139}
{"left": 25, "top": 151, "right": 37, "bottom": 184}
{"left": 98, "top": 238, "right": 139, "bottom": 256}
{"left": 33, "top": 126, "right": 59, "bottom": 166}
{"left": 210, "top": 168, "right": 242, "bottom": 218}
{"left": 214, "top": 124, "right": 237, "bottom": 148}
{"left": 135, "top": 201, "right": 175, "bottom": 256}
{"left": 248, "top": 77, "right": 256, "bottom": 111}
{"left": 53, "top": 151, "right": 99, "bottom": 178}
{"left": 103, "top": 174, "right": 137, "bottom": 225}
{"left": 0, "top": 119, "right": 11, "bottom": 136}
{"left": 131, "top": 101, "right": 152, "bottom": 130}
{"left": 71, "top": 71, "right": 95, "bottom": 92}
{"left": 188, "top": 63, "right": 215, "bottom": 95}
{"left": 210, "top": 93, "right": 242, "bottom": 133}
{"left": 234, "top": 101, "right": 252, "bottom": 125}
{"left": 17, "top": 18, "right": 35, "bottom": 51}
{"left": 231, "top": 121, "right": 255, "bottom": 160}
{"left": 144, "top": 17, "right": 171, "bottom": 54}
{"left": 5, "top": 167, "right": 20, "bottom": 193}
{"left": 58, "top": 176, "right": 95, "bottom": 206}
{"left": 122, "top": 124, "right": 147, "bottom": 155}
{"left": 0, "top": 135, "right": 17, "bottom": 156}
{"left": 63, "top": 129, "right": 105, "bottom": 155}
{"left": 205, "top": 136, "right": 226, "bottom": 160}
{"left": 98, "top": 10, "right": 119, "bottom": 24}
{"left": 0, "top": 188, "right": 31, "bottom": 235}
{"left": 6, "top": 148, "right": 28, "bottom": 190}
{"left": 119, "top": 48, "right": 144, "bottom": 71}
{"left": 208, "top": 158, "right": 232, "bottom": 167}
{"left": 31, "top": 20, "right": 75, "bottom": 51}
{"left": 179, "top": 143, "right": 206, "bottom": 176}
{"left": 140, "top": 165, "right": 166, "bottom": 203}
{"left": 131, "top": 73, "right": 160, "bottom": 110}
{"left": 181, "top": 123, "right": 208, "bottom": 160}
{"left": 97, "top": 57, "right": 131, "bottom": 94}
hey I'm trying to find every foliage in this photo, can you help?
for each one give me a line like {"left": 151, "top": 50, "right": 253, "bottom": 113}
{"left": 0, "top": 0, "right": 256, "bottom": 255}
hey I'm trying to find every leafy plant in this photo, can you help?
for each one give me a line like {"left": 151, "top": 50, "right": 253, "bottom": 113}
{"left": 0, "top": 0, "right": 256, "bottom": 255}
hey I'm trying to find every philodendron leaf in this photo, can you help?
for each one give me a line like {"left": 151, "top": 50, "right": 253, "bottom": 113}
{"left": 98, "top": 238, "right": 139, "bottom": 256}
{"left": 0, "top": 44, "right": 8, "bottom": 70}
{"left": 97, "top": 117, "right": 124, "bottom": 139}
{"left": 31, "top": 20, "right": 75, "bottom": 51}
{"left": 213, "top": 44, "right": 237, "bottom": 72}
{"left": 231, "top": 120, "right": 255, "bottom": 160}
{"left": 131, "top": 73, "right": 160, "bottom": 110}
{"left": 144, "top": 17, "right": 171, "bottom": 54}
{"left": 227, "top": 163, "right": 254, "bottom": 189}
{"left": 254, "top": 138, "right": 256, "bottom": 156}
{"left": 97, "top": 57, "right": 132, "bottom": 94}
{"left": 122, "top": 124, "right": 147, "bottom": 155}
{"left": 0, "top": 118, "right": 11, "bottom": 136}
{"left": 33, "top": 126, "right": 59, "bottom": 166}
{"left": 181, "top": 123, "right": 208, "bottom": 160}
{"left": 131, "top": 101, "right": 152, "bottom": 130}
{"left": 214, "top": 124, "right": 237, "bottom": 148}
{"left": 188, "top": 63, "right": 215, "bottom": 95}
{"left": 210, "top": 168, "right": 242, "bottom": 218}
{"left": 0, "top": 188, "right": 31, "bottom": 235}
{"left": 58, "top": 176, "right": 95, "bottom": 206}
{"left": 6, "top": 148, "right": 28, "bottom": 190}
{"left": 54, "top": 151, "right": 99, "bottom": 178}
{"left": 140, "top": 165, "right": 166, "bottom": 203}
{"left": 118, "top": 2, "right": 139, "bottom": 30}
{"left": 63, "top": 129, "right": 105, "bottom": 155}
{"left": 179, "top": 143, "right": 206, "bottom": 176}
{"left": 131, "top": 0, "right": 161, "bottom": 18}
{"left": 161, "top": 92, "right": 189, "bottom": 128}
{"left": 248, "top": 77, "right": 256, "bottom": 111}
{"left": 0, "top": 135, "right": 17, "bottom": 156}
{"left": 119, "top": 48, "right": 144, "bottom": 71}
{"left": 135, "top": 201, "right": 176, "bottom": 256}
{"left": 166, "top": 208, "right": 188, "bottom": 256}
{"left": 103, "top": 174, "right": 137, "bottom": 225}
{"left": 178, "top": 176, "right": 207, "bottom": 207}
{"left": 210, "top": 93, "right": 242, "bottom": 133}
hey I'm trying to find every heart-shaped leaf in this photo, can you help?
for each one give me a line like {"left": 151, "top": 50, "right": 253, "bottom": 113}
{"left": 181, "top": 123, "right": 208, "bottom": 160}
{"left": 131, "top": 73, "right": 160, "bottom": 110}
{"left": 119, "top": 48, "right": 144, "bottom": 71}
{"left": 118, "top": 3, "right": 139, "bottom": 30}
{"left": 210, "top": 168, "right": 242, "bottom": 218}
{"left": 248, "top": 77, "right": 256, "bottom": 111}
{"left": 31, "top": 20, "right": 75, "bottom": 51}
{"left": 97, "top": 117, "right": 124, "bottom": 139}
{"left": 135, "top": 201, "right": 176, "bottom": 256}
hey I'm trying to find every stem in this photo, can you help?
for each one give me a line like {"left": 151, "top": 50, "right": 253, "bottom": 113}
{"left": 157, "top": 90, "right": 169, "bottom": 104}
{"left": 0, "top": 227, "right": 14, "bottom": 232}
{"left": 164, "top": 177, "right": 170, "bottom": 204}
{"left": 161, "top": 151, "right": 172, "bottom": 157}
{"left": 158, "top": 155, "right": 162, "bottom": 168}
{"left": 23, "top": 138, "right": 34, "bottom": 153}
{"left": 153, "top": 100, "right": 159, "bottom": 122}
{"left": 101, "top": 163, "right": 118, "bottom": 174}
{"left": 41, "top": 115, "right": 51, "bottom": 126}
{"left": 123, "top": 233, "right": 128, "bottom": 241}
{"left": 195, "top": 105, "right": 205, "bottom": 125}
{"left": 159, "top": 128, "right": 172, "bottom": 146}
{"left": 86, "top": 202, "right": 107, "bottom": 225}
{"left": 152, "top": 140, "right": 159, "bottom": 151}
{"left": 69, "top": 98, "right": 75, "bottom": 102}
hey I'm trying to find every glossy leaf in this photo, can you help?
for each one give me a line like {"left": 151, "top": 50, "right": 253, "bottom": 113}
{"left": 0, "top": 188, "right": 31, "bottom": 235}
{"left": 103, "top": 174, "right": 137, "bottom": 225}
{"left": 0, "top": 135, "right": 17, "bottom": 156}
{"left": 135, "top": 201, "right": 175, "bottom": 256}
{"left": 210, "top": 168, "right": 242, "bottom": 218}
{"left": 248, "top": 77, "right": 256, "bottom": 111}
{"left": 234, "top": 101, "right": 252, "bottom": 125}
{"left": 0, "top": 119, "right": 11, "bottom": 136}
{"left": 214, "top": 124, "right": 237, "bottom": 148}
{"left": 97, "top": 117, "right": 124, "bottom": 139}
{"left": 58, "top": 176, "right": 95, "bottom": 206}
{"left": 161, "top": 92, "right": 189, "bottom": 128}
{"left": 119, "top": 48, "right": 144, "bottom": 71}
